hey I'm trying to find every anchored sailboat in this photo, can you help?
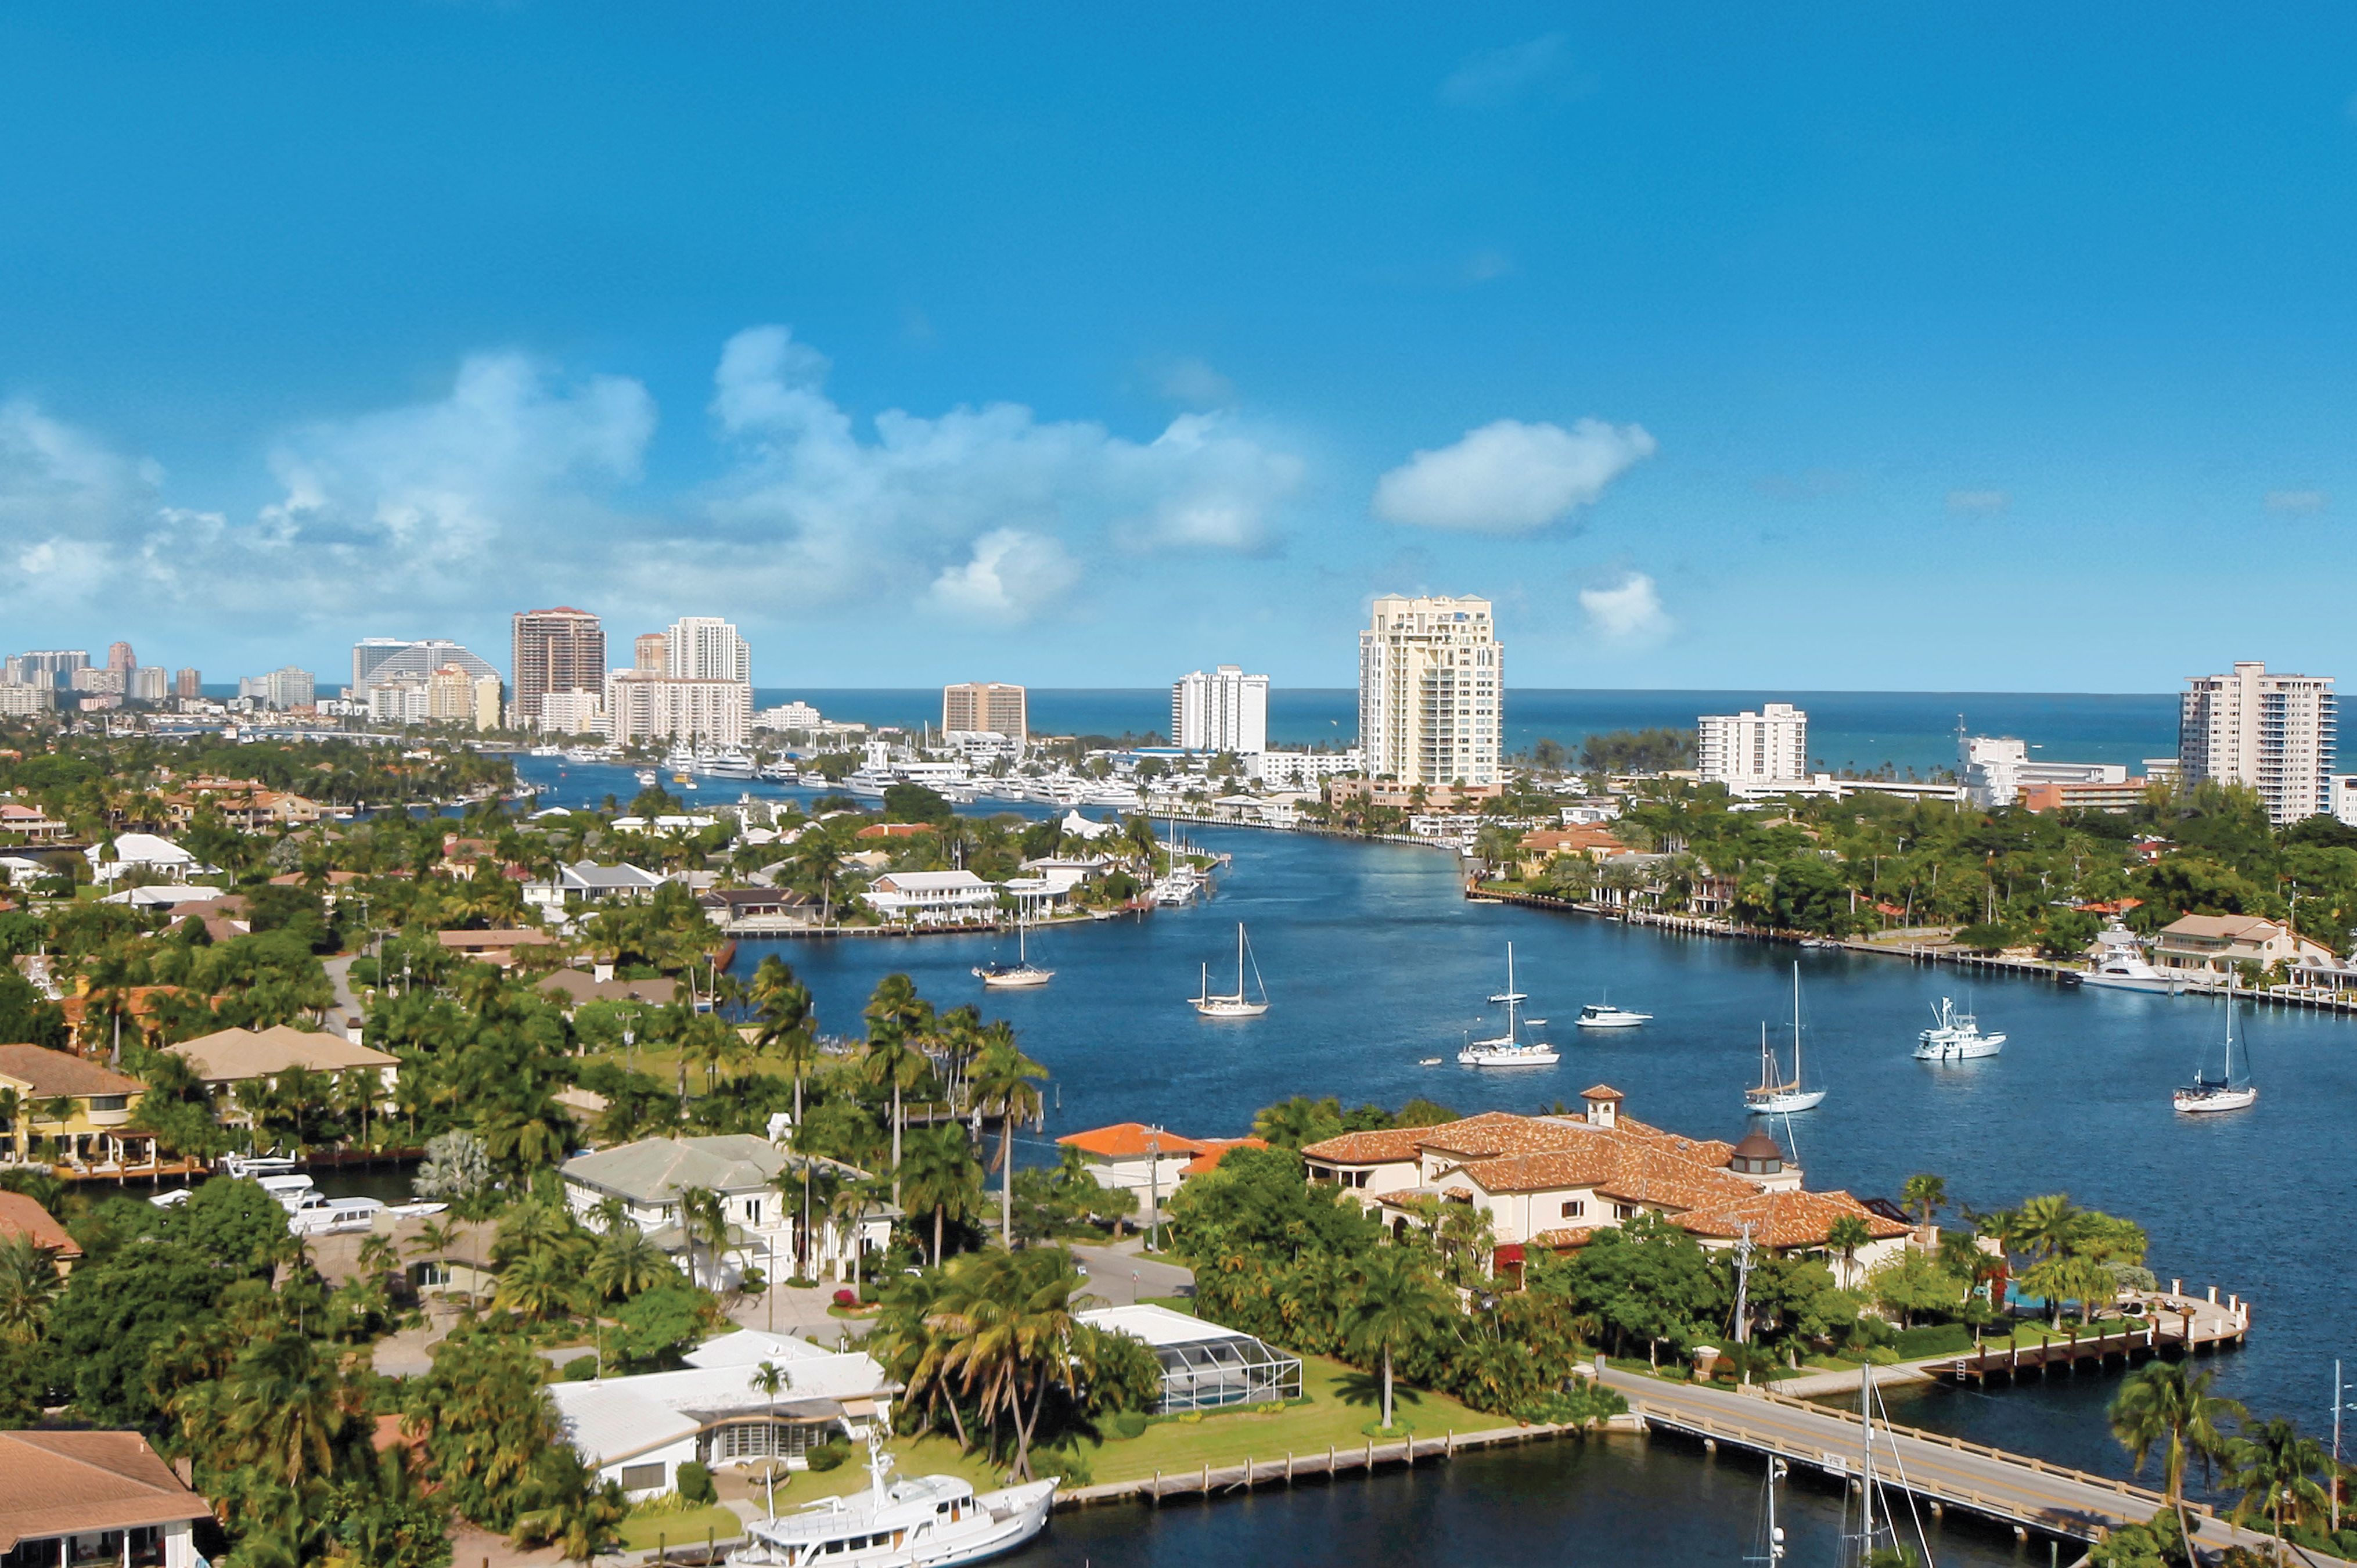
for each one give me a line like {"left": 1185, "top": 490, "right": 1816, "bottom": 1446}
{"left": 1458, "top": 943, "right": 1561, "bottom": 1067}
{"left": 1746, "top": 962, "right": 1825, "bottom": 1114}
{"left": 1193, "top": 923, "right": 1269, "bottom": 1018}
{"left": 973, "top": 920, "right": 1053, "bottom": 990}
{"left": 2174, "top": 972, "right": 2257, "bottom": 1113}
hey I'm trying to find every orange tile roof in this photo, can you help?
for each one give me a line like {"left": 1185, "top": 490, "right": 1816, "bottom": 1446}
{"left": 1674, "top": 1188, "right": 1910, "bottom": 1249}
{"left": 1182, "top": 1137, "right": 1268, "bottom": 1176}
{"left": 1057, "top": 1123, "right": 1207, "bottom": 1159}
{"left": 1527, "top": 1225, "right": 1600, "bottom": 1250}
{"left": 1298, "top": 1123, "right": 1438, "bottom": 1165}
{"left": 0, "top": 1044, "right": 146, "bottom": 1098}
{"left": 0, "top": 1191, "right": 78, "bottom": 1259}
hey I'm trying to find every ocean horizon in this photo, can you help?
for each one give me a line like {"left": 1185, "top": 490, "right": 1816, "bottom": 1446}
{"left": 757, "top": 687, "right": 2181, "bottom": 777}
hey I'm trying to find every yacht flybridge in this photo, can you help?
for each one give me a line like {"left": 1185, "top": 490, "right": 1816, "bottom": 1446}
{"left": 728, "top": 1434, "right": 1057, "bottom": 1568}
{"left": 1458, "top": 943, "right": 1560, "bottom": 1067}
{"left": 1913, "top": 997, "right": 2004, "bottom": 1061}
{"left": 1193, "top": 923, "right": 1269, "bottom": 1017}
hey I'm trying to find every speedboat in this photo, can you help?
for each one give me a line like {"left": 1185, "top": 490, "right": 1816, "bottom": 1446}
{"left": 1914, "top": 997, "right": 2005, "bottom": 1060}
{"left": 728, "top": 1435, "right": 1057, "bottom": 1568}
{"left": 1458, "top": 943, "right": 1560, "bottom": 1066}
{"left": 1575, "top": 1001, "right": 1651, "bottom": 1030}
{"left": 2082, "top": 920, "right": 2182, "bottom": 993}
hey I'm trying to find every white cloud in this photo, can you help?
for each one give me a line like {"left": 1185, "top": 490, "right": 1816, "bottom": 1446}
{"left": 1579, "top": 572, "right": 1671, "bottom": 642}
{"left": 1155, "top": 357, "right": 1235, "bottom": 408}
{"left": 1441, "top": 34, "right": 1569, "bottom": 108}
{"left": 2266, "top": 488, "right": 2329, "bottom": 513}
{"left": 1372, "top": 418, "right": 1656, "bottom": 533}
{"left": 925, "top": 528, "right": 1081, "bottom": 623}
{"left": 1946, "top": 488, "right": 2011, "bottom": 515}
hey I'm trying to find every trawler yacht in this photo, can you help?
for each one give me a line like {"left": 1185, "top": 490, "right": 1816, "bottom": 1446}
{"left": 729, "top": 1434, "right": 1056, "bottom": 1568}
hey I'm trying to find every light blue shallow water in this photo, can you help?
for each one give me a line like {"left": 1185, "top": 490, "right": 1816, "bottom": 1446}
{"left": 504, "top": 753, "right": 2341, "bottom": 1557}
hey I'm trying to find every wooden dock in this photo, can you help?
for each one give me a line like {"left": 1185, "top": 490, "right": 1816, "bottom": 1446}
{"left": 1940, "top": 1290, "right": 2248, "bottom": 1385}
{"left": 1056, "top": 1421, "right": 1592, "bottom": 1509}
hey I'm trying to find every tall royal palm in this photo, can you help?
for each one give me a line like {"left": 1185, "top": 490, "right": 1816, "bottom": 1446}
{"left": 2110, "top": 1360, "right": 2245, "bottom": 1563}
{"left": 969, "top": 1020, "right": 1046, "bottom": 1246}
{"left": 751, "top": 955, "right": 821, "bottom": 1271}
{"left": 1341, "top": 1247, "right": 1450, "bottom": 1432}
{"left": 862, "top": 974, "right": 934, "bottom": 1210}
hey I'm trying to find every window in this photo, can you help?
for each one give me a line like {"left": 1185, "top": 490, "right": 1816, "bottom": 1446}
{"left": 618, "top": 1463, "right": 666, "bottom": 1493}
{"left": 1559, "top": 1200, "right": 1585, "bottom": 1219}
{"left": 88, "top": 1095, "right": 128, "bottom": 1112}
{"left": 745, "top": 1199, "right": 762, "bottom": 1225}
{"left": 1613, "top": 1203, "right": 1636, "bottom": 1221}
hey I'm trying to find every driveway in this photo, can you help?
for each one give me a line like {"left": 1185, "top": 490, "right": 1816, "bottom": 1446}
{"left": 1069, "top": 1242, "right": 1194, "bottom": 1307}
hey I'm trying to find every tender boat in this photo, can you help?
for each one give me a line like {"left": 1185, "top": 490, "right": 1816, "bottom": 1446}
{"left": 2081, "top": 920, "right": 2181, "bottom": 993}
{"left": 1458, "top": 943, "right": 1560, "bottom": 1067}
{"left": 2175, "top": 973, "right": 2257, "bottom": 1114}
{"left": 728, "top": 1434, "right": 1057, "bottom": 1568}
{"left": 1193, "top": 923, "right": 1269, "bottom": 1017}
{"left": 973, "top": 923, "right": 1053, "bottom": 990}
{"left": 1746, "top": 963, "right": 1826, "bottom": 1113}
{"left": 1575, "top": 1001, "right": 1652, "bottom": 1030}
{"left": 1914, "top": 997, "right": 2005, "bottom": 1060}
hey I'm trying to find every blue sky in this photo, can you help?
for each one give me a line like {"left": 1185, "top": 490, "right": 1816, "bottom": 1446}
{"left": 3, "top": 6, "right": 2355, "bottom": 692}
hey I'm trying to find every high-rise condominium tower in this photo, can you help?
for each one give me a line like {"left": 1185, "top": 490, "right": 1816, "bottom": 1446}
{"left": 174, "top": 668, "right": 202, "bottom": 700}
{"left": 665, "top": 617, "right": 750, "bottom": 683}
{"left": 942, "top": 683, "right": 1027, "bottom": 740}
{"left": 1698, "top": 703, "right": 1809, "bottom": 786}
{"left": 106, "top": 642, "right": 136, "bottom": 672}
{"left": 1172, "top": 666, "right": 1269, "bottom": 754}
{"left": 2179, "top": 661, "right": 2337, "bottom": 825}
{"left": 510, "top": 606, "right": 606, "bottom": 724}
{"left": 1358, "top": 595, "right": 1503, "bottom": 787}
{"left": 634, "top": 634, "right": 669, "bottom": 674}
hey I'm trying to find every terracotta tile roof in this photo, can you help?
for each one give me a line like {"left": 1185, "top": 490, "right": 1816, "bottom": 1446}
{"left": 1519, "top": 826, "right": 1626, "bottom": 855}
{"left": 1580, "top": 1083, "right": 1625, "bottom": 1101}
{"left": 1057, "top": 1123, "right": 1207, "bottom": 1159}
{"left": 1674, "top": 1188, "right": 1911, "bottom": 1249}
{"left": 165, "top": 1024, "right": 397, "bottom": 1081}
{"left": 1298, "top": 1123, "right": 1437, "bottom": 1165}
{"left": 0, "top": 1431, "right": 211, "bottom": 1552}
{"left": 1527, "top": 1225, "right": 1600, "bottom": 1250}
{"left": 0, "top": 1044, "right": 146, "bottom": 1098}
{"left": 1182, "top": 1137, "right": 1267, "bottom": 1176}
{"left": 58, "top": 986, "right": 182, "bottom": 1028}
{"left": 1408, "top": 1111, "right": 1597, "bottom": 1160}
{"left": 0, "top": 1191, "right": 79, "bottom": 1259}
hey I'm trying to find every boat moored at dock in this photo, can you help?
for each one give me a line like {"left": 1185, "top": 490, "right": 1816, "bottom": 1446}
{"left": 728, "top": 1436, "right": 1056, "bottom": 1568}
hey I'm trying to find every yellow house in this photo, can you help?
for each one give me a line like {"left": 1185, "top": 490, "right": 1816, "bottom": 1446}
{"left": 0, "top": 1044, "right": 152, "bottom": 1170}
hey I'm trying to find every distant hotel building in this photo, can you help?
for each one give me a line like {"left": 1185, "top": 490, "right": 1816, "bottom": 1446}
{"left": 943, "top": 682, "right": 1027, "bottom": 741}
{"left": 1358, "top": 595, "right": 1502, "bottom": 787}
{"left": 604, "top": 616, "right": 753, "bottom": 747}
{"left": 1697, "top": 703, "right": 1809, "bottom": 787}
{"left": 174, "top": 667, "right": 202, "bottom": 700}
{"left": 1171, "top": 666, "right": 1268, "bottom": 755}
{"left": 351, "top": 637, "right": 497, "bottom": 695}
{"left": 512, "top": 606, "right": 606, "bottom": 725}
{"left": 128, "top": 666, "right": 168, "bottom": 703}
{"left": 2178, "top": 661, "right": 2337, "bottom": 825}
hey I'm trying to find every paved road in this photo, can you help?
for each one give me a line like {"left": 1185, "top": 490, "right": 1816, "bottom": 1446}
{"left": 1598, "top": 1368, "right": 2305, "bottom": 1560}
{"left": 1069, "top": 1243, "right": 1194, "bottom": 1307}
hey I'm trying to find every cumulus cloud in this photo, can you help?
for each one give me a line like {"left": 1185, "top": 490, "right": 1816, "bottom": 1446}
{"left": 0, "top": 400, "right": 167, "bottom": 603}
{"left": 1441, "top": 34, "right": 1569, "bottom": 107}
{"left": 1372, "top": 418, "right": 1656, "bottom": 533}
{"left": 1946, "top": 488, "right": 2011, "bottom": 515}
{"left": 2266, "top": 488, "right": 2328, "bottom": 513}
{"left": 1154, "top": 357, "right": 1235, "bottom": 408}
{"left": 1579, "top": 572, "right": 1671, "bottom": 642}
{"left": 705, "top": 326, "right": 1302, "bottom": 613}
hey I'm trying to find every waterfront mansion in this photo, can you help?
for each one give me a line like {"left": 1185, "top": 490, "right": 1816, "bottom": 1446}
{"left": 1300, "top": 1085, "right": 1910, "bottom": 1286}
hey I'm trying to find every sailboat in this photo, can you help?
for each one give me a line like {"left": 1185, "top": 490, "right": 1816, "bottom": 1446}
{"left": 1743, "top": 1457, "right": 1787, "bottom": 1568}
{"left": 1192, "top": 923, "right": 1269, "bottom": 1018}
{"left": 1840, "top": 1365, "right": 1937, "bottom": 1568}
{"left": 1746, "top": 962, "right": 1826, "bottom": 1114}
{"left": 2174, "top": 972, "right": 2257, "bottom": 1113}
{"left": 973, "top": 920, "right": 1053, "bottom": 990}
{"left": 1458, "top": 943, "right": 1561, "bottom": 1067}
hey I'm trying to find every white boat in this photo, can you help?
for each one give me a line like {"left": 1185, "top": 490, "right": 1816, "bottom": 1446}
{"left": 700, "top": 748, "right": 758, "bottom": 779}
{"left": 1458, "top": 943, "right": 1560, "bottom": 1066}
{"left": 635, "top": 769, "right": 658, "bottom": 786}
{"left": 222, "top": 1151, "right": 298, "bottom": 1179}
{"left": 1575, "top": 1000, "right": 1652, "bottom": 1030}
{"left": 2081, "top": 920, "right": 2182, "bottom": 993}
{"left": 290, "top": 1195, "right": 384, "bottom": 1236}
{"left": 1913, "top": 997, "right": 2005, "bottom": 1060}
{"left": 974, "top": 923, "right": 1054, "bottom": 990}
{"left": 2175, "top": 973, "right": 2257, "bottom": 1114}
{"left": 1746, "top": 963, "right": 1826, "bottom": 1113}
{"left": 729, "top": 1434, "right": 1056, "bottom": 1568}
{"left": 1193, "top": 923, "right": 1270, "bottom": 1018}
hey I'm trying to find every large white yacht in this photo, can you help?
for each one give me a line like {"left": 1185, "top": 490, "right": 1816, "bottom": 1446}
{"left": 729, "top": 1437, "right": 1057, "bottom": 1568}
{"left": 2081, "top": 920, "right": 2180, "bottom": 993}
{"left": 1913, "top": 996, "right": 2005, "bottom": 1060}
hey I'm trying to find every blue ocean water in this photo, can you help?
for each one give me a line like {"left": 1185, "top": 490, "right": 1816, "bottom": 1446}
{"left": 759, "top": 688, "right": 2178, "bottom": 776}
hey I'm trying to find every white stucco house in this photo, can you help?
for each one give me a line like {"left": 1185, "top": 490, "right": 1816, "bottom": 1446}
{"left": 560, "top": 1134, "right": 894, "bottom": 1287}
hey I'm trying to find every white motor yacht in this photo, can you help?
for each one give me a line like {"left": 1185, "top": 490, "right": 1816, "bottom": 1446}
{"left": 729, "top": 1436, "right": 1057, "bottom": 1568}
{"left": 290, "top": 1195, "right": 385, "bottom": 1236}
{"left": 1914, "top": 997, "right": 2005, "bottom": 1060}
{"left": 1575, "top": 1001, "right": 1652, "bottom": 1030}
{"left": 221, "top": 1151, "right": 300, "bottom": 1179}
{"left": 701, "top": 749, "right": 758, "bottom": 780}
{"left": 2081, "top": 920, "right": 2181, "bottom": 993}
{"left": 1458, "top": 943, "right": 1560, "bottom": 1066}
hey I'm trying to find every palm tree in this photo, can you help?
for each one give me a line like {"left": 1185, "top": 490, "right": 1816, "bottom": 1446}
{"left": 968, "top": 1021, "right": 1045, "bottom": 1245}
{"left": 1340, "top": 1247, "right": 1450, "bottom": 1432}
{"left": 2011, "top": 1192, "right": 2085, "bottom": 1267}
{"left": 750, "top": 1360, "right": 791, "bottom": 1516}
{"left": 222, "top": 1327, "right": 351, "bottom": 1487}
{"left": 495, "top": 1246, "right": 583, "bottom": 1322}
{"left": 586, "top": 1222, "right": 672, "bottom": 1301}
{"left": 899, "top": 1125, "right": 983, "bottom": 1266}
{"left": 862, "top": 974, "right": 934, "bottom": 1210}
{"left": 677, "top": 1185, "right": 731, "bottom": 1290}
{"left": 2110, "top": 1361, "right": 2246, "bottom": 1563}
{"left": 2225, "top": 1416, "right": 2333, "bottom": 1565}
{"left": 0, "top": 1234, "right": 63, "bottom": 1341}
{"left": 789, "top": 833, "right": 853, "bottom": 927}
{"left": 1826, "top": 1214, "right": 1873, "bottom": 1289}
{"left": 1900, "top": 1173, "right": 1948, "bottom": 1228}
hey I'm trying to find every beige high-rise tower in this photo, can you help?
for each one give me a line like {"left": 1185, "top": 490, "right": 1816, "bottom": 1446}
{"left": 1358, "top": 594, "right": 1503, "bottom": 786}
{"left": 2178, "top": 661, "right": 2336, "bottom": 825}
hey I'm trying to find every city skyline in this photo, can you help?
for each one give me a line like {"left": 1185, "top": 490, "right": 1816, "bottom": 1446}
{"left": 6, "top": 11, "right": 2357, "bottom": 688}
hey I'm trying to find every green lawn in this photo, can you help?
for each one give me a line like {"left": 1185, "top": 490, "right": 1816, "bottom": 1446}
{"left": 616, "top": 1505, "right": 742, "bottom": 1552}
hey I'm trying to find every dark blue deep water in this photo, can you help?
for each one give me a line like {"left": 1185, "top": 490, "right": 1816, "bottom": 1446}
{"left": 505, "top": 740, "right": 2337, "bottom": 1564}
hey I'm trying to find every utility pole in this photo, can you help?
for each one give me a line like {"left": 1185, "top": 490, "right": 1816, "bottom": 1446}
{"left": 1146, "top": 1131, "right": 1161, "bottom": 1253}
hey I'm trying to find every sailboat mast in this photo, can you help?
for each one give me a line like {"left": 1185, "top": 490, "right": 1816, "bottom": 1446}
{"left": 1790, "top": 962, "right": 1804, "bottom": 1086}
{"left": 1507, "top": 942, "right": 1518, "bottom": 1042}
{"left": 1857, "top": 1363, "right": 1876, "bottom": 1559}
{"left": 1237, "top": 923, "right": 1247, "bottom": 995}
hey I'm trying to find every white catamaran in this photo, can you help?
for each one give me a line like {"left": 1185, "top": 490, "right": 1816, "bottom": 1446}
{"left": 1745, "top": 962, "right": 1825, "bottom": 1114}
{"left": 728, "top": 1432, "right": 1057, "bottom": 1568}
{"left": 2174, "top": 972, "right": 2257, "bottom": 1114}
{"left": 1458, "top": 943, "right": 1561, "bottom": 1067}
{"left": 1192, "top": 922, "right": 1270, "bottom": 1018}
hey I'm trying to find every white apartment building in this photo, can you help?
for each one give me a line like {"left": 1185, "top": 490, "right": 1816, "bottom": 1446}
{"left": 369, "top": 677, "right": 430, "bottom": 725}
{"left": 0, "top": 685, "right": 56, "bottom": 717}
{"left": 3, "top": 650, "right": 88, "bottom": 689}
{"left": 539, "top": 689, "right": 606, "bottom": 734}
{"left": 1959, "top": 735, "right": 2128, "bottom": 808}
{"left": 665, "top": 617, "right": 751, "bottom": 683}
{"left": 2179, "top": 662, "right": 2337, "bottom": 825}
{"left": 1172, "top": 666, "right": 1269, "bottom": 754}
{"left": 606, "top": 670, "right": 752, "bottom": 748}
{"left": 1358, "top": 595, "right": 1503, "bottom": 787}
{"left": 261, "top": 666, "right": 315, "bottom": 709}
{"left": 1253, "top": 748, "right": 1364, "bottom": 787}
{"left": 128, "top": 666, "right": 169, "bottom": 703}
{"left": 2332, "top": 774, "right": 2357, "bottom": 829}
{"left": 754, "top": 700, "right": 825, "bottom": 731}
{"left": 1697, "top": 703, "right": 1808, "bottom": 786}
